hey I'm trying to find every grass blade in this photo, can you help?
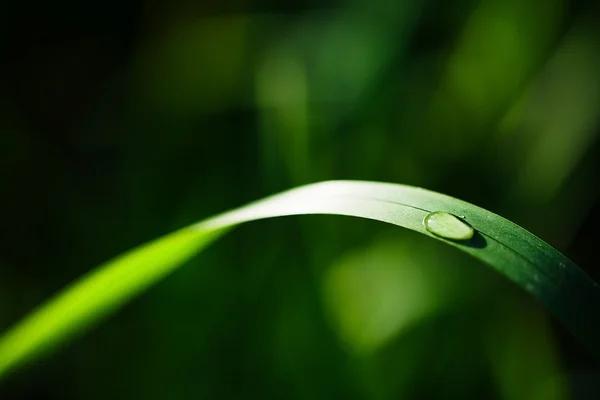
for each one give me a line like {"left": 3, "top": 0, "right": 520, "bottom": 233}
{"left": 0, "top": 180, "right": 598, "bottom": 379}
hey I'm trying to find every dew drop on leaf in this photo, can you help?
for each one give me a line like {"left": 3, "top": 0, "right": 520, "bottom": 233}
{"left": 423, "top": 211, "right": 474, "bottom": 241}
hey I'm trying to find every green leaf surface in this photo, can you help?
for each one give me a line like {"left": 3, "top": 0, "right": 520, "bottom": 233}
{"left": 1, "top": 180, "right": 599, "bottom": 379}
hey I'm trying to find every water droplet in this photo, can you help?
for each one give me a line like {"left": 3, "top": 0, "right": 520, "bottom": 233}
{"left": 423, "top": 211, "right": 474, "bottom": 241}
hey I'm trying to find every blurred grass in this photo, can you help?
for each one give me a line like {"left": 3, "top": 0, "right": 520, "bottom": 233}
{"left": 1, "top": 0, "right": 600, "bottom": 398}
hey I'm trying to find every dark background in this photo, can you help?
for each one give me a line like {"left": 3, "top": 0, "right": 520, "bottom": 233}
{"left": 1, "top": 0, "right": 600, "bottom": 398}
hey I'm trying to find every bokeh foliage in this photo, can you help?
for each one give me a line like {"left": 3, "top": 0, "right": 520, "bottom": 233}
{"left": 1, "top": 0, "right": 600, "bottom": 398}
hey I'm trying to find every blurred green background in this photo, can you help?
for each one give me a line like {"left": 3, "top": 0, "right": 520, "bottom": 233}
{"left": 2, "top": 0, "right": 600, "bottom": 398}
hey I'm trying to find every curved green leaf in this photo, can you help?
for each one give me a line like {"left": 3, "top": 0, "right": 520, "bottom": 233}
{"left": 0, "top": 180, "right": 599, "bottom": 379}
